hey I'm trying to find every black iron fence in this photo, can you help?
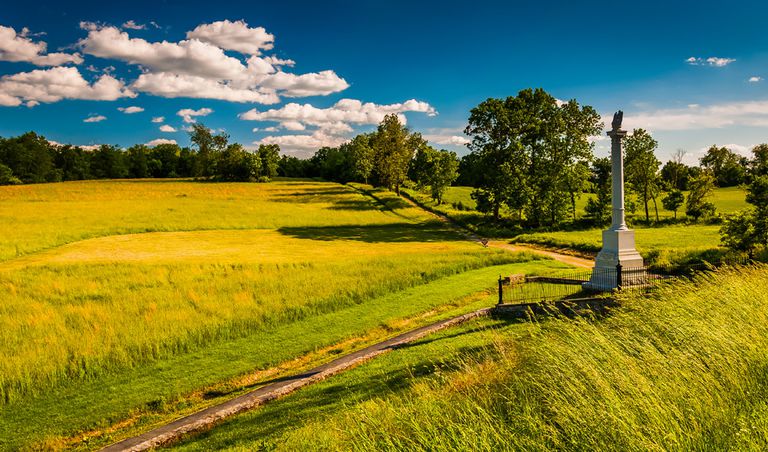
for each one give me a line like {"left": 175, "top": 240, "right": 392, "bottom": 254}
{"left": 498, "top": 258, "right": 751, "bottom": 305}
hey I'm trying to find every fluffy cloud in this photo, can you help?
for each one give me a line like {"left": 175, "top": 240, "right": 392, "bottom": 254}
{"left": 749, "top": 76, "right": 763, "bottom": 83}
{"left": 0, "top": 66, "right": 134, "bottom": 106}
{"left": 240, "top": 98, "right": 437, "bottom": 132}
{"left": 122, "top": 20, "right": 146, "bottom": 30}
{"left": 177, "top": 107, "right": 212, "bottom": 123}
{"left": 146, "top": 138, "right": 177, "bottom": 146}
{"left": 423, "top": 134, "right": 470, "bottom": 146}
{"left": 0, "top": 25, "right": 83, "bottom": 66}
{"left": 186, "top": 20, "right": 273, "bottom": 55}
{"left": 84, "top": 115, "right": 107, "bottom": 123}
{"left": 151, "top": 116, "right": 164, "bottom": 123}
{"left": 118, "top": 105, "right": 143, "bottom": 113}
{"left": 159, "top": 124, "right": 177, "bottom": 132}
{"left": 259, "top": 70, "right": 350, "bottom": 97}
{"left": 79, "top": 24, "right": 247, "bottom": 80}
{"left": 686, "top": 56, "right": 736, "bottom": 67}
{"left": 602, "top": 100, "right": 768, "bottom": 131}
{"left": 133, "top": 72, "right": 280, "bottom": 103}
{"left": 256, "top": 130, "right": 346, "bottom": 156}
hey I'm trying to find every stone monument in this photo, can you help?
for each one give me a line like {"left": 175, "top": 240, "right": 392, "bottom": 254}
{"left": 586, "top": 111, "right": 643, "bottom": 289}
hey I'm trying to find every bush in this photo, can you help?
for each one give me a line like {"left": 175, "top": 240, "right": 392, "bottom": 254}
{"left": 0, "top": 163, "right": 21, "bottom": 185}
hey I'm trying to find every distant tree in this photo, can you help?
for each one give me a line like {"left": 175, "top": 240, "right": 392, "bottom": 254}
{"left": 346, "top": 134, "right": 375, "bottom": 184}
{"left": 310, "top": 146, "right": 355, "bottom": 182}
{"left": 412, "top": 146, "right": 459, "bottom": 204}
{"left": 217, "top": 143, "right": 260, "bottom": 181}
{"left": 189, "top": 123, "right": 228, "bottom": 179}
{"left": 90, "top": 145, "right": 128, "bottom": 179}
{"left": 256, "top": 144, "right": 281, "bottom": 181}
{"left": 0, "top": 132, "right": 56, "bottom": 183}
{"left": 747, "top": 175, "right": 768, "bottom": 246}
{"left": 126, "top": 145, "right": 149, "bottom": 178}
{"left": 720, "top": 209, "right": 758, "bottom": 256}
{"left": 371, "top": 114, "right": 425, "bottom": 195}
{"left": 54, "top": 145, "right": 92, "bottom": 181}
{"left": 660, "top": 149, "right": 691, "bottom": 190}
{"left": 662, "top": 189, "right": 685, "bottom": 219}
{"left": 584, "top": 157, "right": 611, "bottom": 225}
{"left": 149, "top": 143, "right": 181, "bottom": 178}
{"left": 750, "top": 144, "right": 768, "bottom": 178}
{"left": 0, "top": 163, "right": 21, "bottom": 185}
{"left": 685, "top": 172, "right": 717, "bottom": 221}
{"left": 177, "top": 147, "right": 196, "bottom": 177}
{"left": 278, "top": 155, "right": 308, "bottom": 178}
{"left": 625, "top": 128, "right": 661, "bottom": 222}
{"left": 700, "top": 145, "right": 746, "bottom": 187}
{"left": 455, "top": 152, "right": 483, "bottom": 187}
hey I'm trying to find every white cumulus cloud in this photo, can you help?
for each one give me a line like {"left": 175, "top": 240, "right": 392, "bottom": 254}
{"left": 257, "top": 130, "right": 346, "bottom": 156}
{"left": 122, "top": 20, "right": 146, "bottom": 30}
{"left": 133, "top": 72, "right": 280, "bottom": 103}
{"left": 151, "top": 116, "right": 164, "bottom": 123}
{"left": 0, "top": 25, "right": 83, "bottom": 66}
{"left": 159, "top": 124, "right": 177, "bottom": 132}
{"left": 602, "top": 100, "right": 768, "bottom": 132}
{"left": 146, "top": 138, "right": 177, "bottom": 146}
{"left": 0, "top": 66, "right": 134, "bottom": 107}
{"left": 177, "top": 107, "right": 213, "bottom": 123}
{"left": 186, "top": 19, "right": 274, "bottom": 55}
{"left": 118, "top": 105, "right": 144, "bottom": 114}
{"left": 749, "top": 76, "right": 763, "bottom": 83}
{"left": 84, "top": 114, "right": 107, "bottom": 123}
{"left": 686, "top": 56, "right": 736, "bottom": 67}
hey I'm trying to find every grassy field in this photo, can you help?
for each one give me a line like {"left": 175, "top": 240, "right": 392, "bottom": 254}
{"left": 0, "top": 178, "right": 569, "bottom": 450}
{"left": 172, "top": 265, "right": 768, "bottom": 451}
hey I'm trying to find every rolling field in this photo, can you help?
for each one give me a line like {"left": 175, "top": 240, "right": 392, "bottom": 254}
{"left": 0, "top": 179, "right": 566, "bottom": 450}
{"left": 173, "top": 265, "right": 768, "bottom": 451}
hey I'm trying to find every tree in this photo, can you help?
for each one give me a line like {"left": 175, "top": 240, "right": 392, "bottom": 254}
{"left": 720, "top": 210, "right": 758, "bottom": 256}
{"left": 685, "top": 172, "right": 717, "bottom": 220}
{"left": 0, "top": 132, "right": 56, "bottom": 183}
{"left": 584, "top": 157, "right": 611, "bottom": 225}
{"left": 455, "top": 152, "right": 483, "bottom": 187}
{"left": 625, "top": 128, "right": 661, "bottom": 222}
{"left": 700, "top": 145, "right": 746, "bottom": 187}
{"left": 149, "top": 143, "right": 181, "bottom": 178}
{"left": 217, "top": 143, "right": 260, "bottom": 181}
{"left": 371, "top": 114, "right": 425, "bottom": 195}
{"left": 660, "top": 150, "right": 691, "bottom": 190}
{"left": 746, "top": 175, "right": 768, "bottom": 246}
{"left": 662, "top": 189, "right": 685, "bottom": 219}
{"left": 90, "top": 145, "right": 128, "bottom": 179}
{"left": 750, "top": 144, "right": 768, "bottom": 178}
{"left": 347, "top": 134, "right": 375, "bottom": 184}
{"left": 54, "top": 145, "right": 92, "bottom": 181}
{"left": 278, "top": 155, "right": 308, "bottom": 178}
{"left": 0, "top": 163, "right": 21, "bottom": 185}
{"left": 256, "top": 144, "right": 280, "bottom": 181}
{"left": 412, "top": 146, "right": 459, "bottom": 204}
{"left": 189, "top": 123, "right": 228, "bottom": 179}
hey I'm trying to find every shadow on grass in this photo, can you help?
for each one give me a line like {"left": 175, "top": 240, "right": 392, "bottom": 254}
{"left": 277, "top": 221, "right": 467, "bottom": 243}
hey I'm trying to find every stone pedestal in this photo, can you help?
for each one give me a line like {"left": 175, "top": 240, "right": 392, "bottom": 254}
{"left": 584, "top": 112, "right": 644, "bottom": 290}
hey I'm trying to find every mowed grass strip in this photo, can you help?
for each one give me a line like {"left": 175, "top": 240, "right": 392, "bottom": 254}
{"left": 0, "top": 179, "right": 430, "bottom": 262}
{"left": 0, "top": 259, "right": 568, "bottom": 451}
{"left": 173, "top": 265, "right": 768, "bottom": 451}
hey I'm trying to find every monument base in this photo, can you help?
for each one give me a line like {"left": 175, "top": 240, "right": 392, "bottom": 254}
{"left": 583, "top": 228, "right": 644, "bottom": 290}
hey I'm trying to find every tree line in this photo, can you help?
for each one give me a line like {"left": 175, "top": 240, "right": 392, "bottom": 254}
{"left": 0, "top": 124, "right": 281, "bottom": 185}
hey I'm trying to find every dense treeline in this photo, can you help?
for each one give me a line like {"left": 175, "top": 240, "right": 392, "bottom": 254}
{"left": 0, "top": 124, "right": 280, "bottom": 185}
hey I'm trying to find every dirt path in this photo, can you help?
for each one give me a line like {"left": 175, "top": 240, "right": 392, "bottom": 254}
{"left": 100, "top": 308, "right": 492, "bottom": 452}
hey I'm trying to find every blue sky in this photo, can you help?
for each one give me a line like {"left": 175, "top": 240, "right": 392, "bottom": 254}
{"left": 1, "top": 0, "right": 768, "bottom": 162}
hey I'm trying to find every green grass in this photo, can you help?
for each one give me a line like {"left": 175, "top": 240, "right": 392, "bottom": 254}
{"left": 172, "top": 265, "right": 768, "bottom": 451}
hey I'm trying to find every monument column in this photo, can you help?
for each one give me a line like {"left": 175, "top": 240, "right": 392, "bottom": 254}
{"left": 586, "top": 110, "right": 643, "bottom": 289}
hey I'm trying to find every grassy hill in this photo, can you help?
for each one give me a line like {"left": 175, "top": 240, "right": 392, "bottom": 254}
{"left": 0, "top": 179, "right": 565, "bottom": 450}
{"left": 172, "top": 265, "right": 768, "bottom": 451}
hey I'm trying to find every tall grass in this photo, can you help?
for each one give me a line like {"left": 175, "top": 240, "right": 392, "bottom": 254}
{"left": 252, "top": 266, "right": 768, "bottom": 450}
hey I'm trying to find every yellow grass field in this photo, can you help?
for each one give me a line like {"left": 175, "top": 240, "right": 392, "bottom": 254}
{"left": 0, "top": 179, "right": 523, "bottom": 407}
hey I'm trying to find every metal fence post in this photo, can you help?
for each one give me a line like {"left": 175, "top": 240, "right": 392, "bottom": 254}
{"left": 498, "top": 276, "right": 503, "bottom": 305}
{"left": 616, "top": 263, "right": 622, "bottom": 289}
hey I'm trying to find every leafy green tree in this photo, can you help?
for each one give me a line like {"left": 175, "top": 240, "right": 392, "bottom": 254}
{"left": 217, "top": 143, "right": 260, "bottom": 181}
{"left": 412, "top": 146, "right": 459, "bottom": 204}
{"left": 750, "top": 144, "right": 768, "bottom": 178}
{"left": 256, "top": 144, "right": 280, "bottom": 181}
{"left": 662, "top": 189, "right": 685, "bottom": 219}
{"left": 685, "top": 172, "right": 717, "bottom": 221}
{"left": 0, "top": 132, "right": 56, "bottom": 183}
{"left": 309, "top": 146, "right": 355, "bottom": 182}
{"left": 455, "top": 152, "right": 483, "bottom": 187}
{"left": 343, "top": 134, "right": 375, "bottom": 184}
{"left": 149, "top": 143, "right": 181, "bottom": 178}
{"left": 625, "top": 128, "right": 661, "bottom": 222}
{"left": 278, "top": 155, "right": 308, "bottom": 178}
{"left": 660, "top": 150, "right": 690, "bottom": 190}
{"left": 370, "top": 114, "right": 425, "bottom": 195}
{"left": 126, "top": 145, "right": 149, "bottom": 178}
{"left": 54, "top": 145, "right": 92, "bottom": 181}
{"left": 584, "top": 157, "right": 611, "bottom": 225}
{"left": 700, "top": 145, "right": 746, "bottom": 187}
{"left": 0, "top": 163, "right": 21, "bottom": 185}
{"left": 177, "top": 147, "right": 196, "bottom": 177}
{"left": 189, "top": 123, "right": 228, "bottom": 179}
{"left": 90, "top": 145, "right": 128, "bottom": 179}
{"left": 720, "top": 210, "right": 758, "bottom": 256}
